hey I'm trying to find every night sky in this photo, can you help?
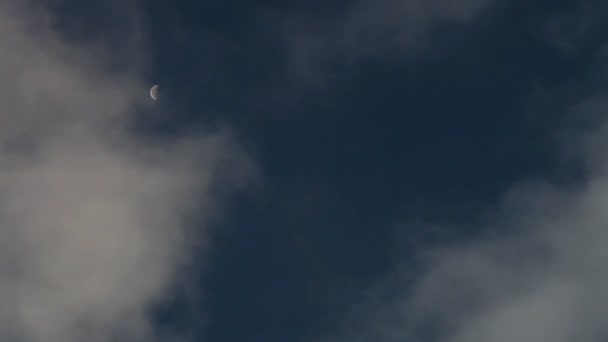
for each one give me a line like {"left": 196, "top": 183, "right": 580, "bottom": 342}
{"left": 7, "top": 0, "right": 608, "bottom": 341}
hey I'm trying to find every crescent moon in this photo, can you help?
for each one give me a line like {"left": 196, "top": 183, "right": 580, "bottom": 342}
{"left": 150, "top": 85, "right": 159, "bottom": 101}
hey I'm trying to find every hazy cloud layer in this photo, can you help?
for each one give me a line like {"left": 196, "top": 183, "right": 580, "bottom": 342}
{"left": 534, "top": 0, "right": 608, "bottom": 57}
{"left": 0, "top": 2, "right": 249, "bottom": 341}
{"left": 279, "top": 0, "right": 496, "bottom": 85}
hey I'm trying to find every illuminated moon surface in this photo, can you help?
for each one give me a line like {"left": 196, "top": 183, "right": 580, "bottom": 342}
{"left": 150, "top": 85, "right": 159, "bottom": 101}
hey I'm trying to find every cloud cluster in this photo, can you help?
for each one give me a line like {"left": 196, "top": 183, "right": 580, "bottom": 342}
{"left": 0, "top": 2, "right": 249, "bottom": 341}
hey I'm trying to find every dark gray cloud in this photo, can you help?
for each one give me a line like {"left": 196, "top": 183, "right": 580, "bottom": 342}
{"left": 0, "top": 1, "right": 251, "bottom": 341}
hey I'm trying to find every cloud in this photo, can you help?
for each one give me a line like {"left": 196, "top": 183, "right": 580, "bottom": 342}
{"left": 277, "top": 0, "right": 496, "bottom": 86}
{"left": 317, "top": 35, "right": 608, "bottom": 342}
{"left": 0, "top": 2, "right": 250, "bottom": 341}
{"left": 534, "top": 0, "right": 608, "bottom": 57}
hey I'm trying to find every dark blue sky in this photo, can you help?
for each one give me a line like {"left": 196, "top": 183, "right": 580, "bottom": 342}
{"left": 49, "top": 0, "right": 608, "bottom": 341}
{"left": 145, "top": 0, "right": 607, "bottom": 341}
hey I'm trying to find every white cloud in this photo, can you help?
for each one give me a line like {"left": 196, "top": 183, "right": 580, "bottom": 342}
{"left": 0, "top": 2, "right": 251, "bottom": 341}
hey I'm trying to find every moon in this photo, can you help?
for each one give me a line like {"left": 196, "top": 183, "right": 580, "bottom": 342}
{"left": 150, "top": 85, "right": 159, "bottom": 101}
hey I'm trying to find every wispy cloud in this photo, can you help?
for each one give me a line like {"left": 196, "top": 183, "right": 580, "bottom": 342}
{"left": 277, "top": 0, "right": 497, "bottom": 86}
{"left": 0, "top": 2, "right": 250, "bottom": 341}
{"left": 534, "top": 0, "right": 608, "bottom": 56}
{"left": 317, "top": 41, "right": 608, "bottom": 342}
